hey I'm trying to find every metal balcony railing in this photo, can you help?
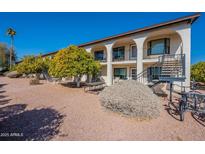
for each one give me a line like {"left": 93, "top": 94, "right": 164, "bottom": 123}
{"left": 112, "top": 57, "right": 125, "bottom": 62}
{"left": 94, "top": 57, "right": 107, "bottom": 62}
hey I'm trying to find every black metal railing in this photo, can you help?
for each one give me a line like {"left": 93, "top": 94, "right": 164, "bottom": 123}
{"left": 94, "top": 57, "right": 107, "bottom": 62}
{"left": 135, "top": 54, "right": 185, "bottom": 84}
{"left": 159, "top": 54, "right": 185, "bottom": 79}
{"left": 112, "top": 57, "right": 125, "bottom": 61}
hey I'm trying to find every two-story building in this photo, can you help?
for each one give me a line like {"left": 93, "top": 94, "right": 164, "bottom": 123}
{"left": 43, "top": 13, "right": 200, "bottom": 89}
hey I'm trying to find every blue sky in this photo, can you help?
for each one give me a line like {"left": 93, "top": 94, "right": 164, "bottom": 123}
{"left": 0, "top": 12, "right": 204, "bottom": 64}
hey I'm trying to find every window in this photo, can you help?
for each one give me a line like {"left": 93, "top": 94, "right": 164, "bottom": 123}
{"left": 148, "top": 38, "right": 170, "bottom": 55}
{"left": 130, "top": 45, "right": 137, "bottom": 59}
{"left": 147, "top": 67, "right": 162, "bottom": 81}
{"left": 94, "top": 50, "right": 104, "bottom": 61}
{"left": 113, "top": 46, "right": 125, "bottom": 61}
{"left": 114, "top": 68, "right": 127, "bottom": 79}
{"left": 131, "top": 68, "right": 137, "bottom": 79}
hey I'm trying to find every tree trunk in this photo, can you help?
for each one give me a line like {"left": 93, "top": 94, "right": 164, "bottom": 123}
{"left": 75, "top": 76, "right": 81, "bottom": 88}
{"left": 10, "top": 36, "right": 14, "bottom": 69}
{"left": 35, "top": 73, "right": 40, "bottom": 80}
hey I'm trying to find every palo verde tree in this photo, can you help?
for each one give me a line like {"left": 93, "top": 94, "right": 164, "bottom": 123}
{"left": 16, "top": 55, "right": 50, "bottom": 79}
{"left": 48, "top": 45, "right": 101, "bottom": 87}
{"left": 191, "top": 61, "right": 205, "bottom": 82}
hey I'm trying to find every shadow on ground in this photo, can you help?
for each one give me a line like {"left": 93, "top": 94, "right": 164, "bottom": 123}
{"left": 0, "top": 104, "right": 64, "bottom": 141}
{"left": 0, "top": 83, "right": 11, "bottom": 106}
{"left": 192, "top": 112, "right": 205, "bottom": 127}
{"left": 164, "top": 101, "right": 181, "bottom": 121}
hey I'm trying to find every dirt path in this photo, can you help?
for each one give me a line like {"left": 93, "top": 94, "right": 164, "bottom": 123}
{"left": 0, "top": 77, "right": 204, "bottom": 140}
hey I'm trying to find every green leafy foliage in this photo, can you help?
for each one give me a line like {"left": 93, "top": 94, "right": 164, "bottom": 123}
{"left": 0, "top": 43, "right": 10, "bottom": 69}
{"left": 48, "top": 45, "right": 101, "bottom": 86}
{"left": 16, "top": 55, "right": 50, "bottom": 75}
{"left": 191, "top": 62, "right": 205, "bottom": 82}
{"left": 9, "top": 65, "right": 17, "bottom": 72}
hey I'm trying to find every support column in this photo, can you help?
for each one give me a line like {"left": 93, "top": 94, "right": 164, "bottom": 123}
{"left": 133, "top": 37, "right": 147, "bottom": 76}
{"left": 105, "top": 43, "right": 113, "bottom": 86}
{"left": 84, "top": 47, "right": 92, "bottom": 82}
{"left": 85, "top": 47, "right": 92, "bottom": 53}
{"left": 175, "top": 25, "right": 191, "bottom": 91}
{"left": 127, "top": 66, "right": 130, "bottom": 80}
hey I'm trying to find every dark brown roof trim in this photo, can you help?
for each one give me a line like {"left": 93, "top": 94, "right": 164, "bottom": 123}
{"left": 42, "top": 13, "right": 200, "bottom": 57}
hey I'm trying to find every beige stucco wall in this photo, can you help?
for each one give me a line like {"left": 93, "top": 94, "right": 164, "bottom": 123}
{"left": 100, "top": 65, "right": 107, "bottom": 83}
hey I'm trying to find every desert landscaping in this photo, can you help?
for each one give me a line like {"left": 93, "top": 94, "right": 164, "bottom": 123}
{"left": 0, "top": 76, "right": 205, "bottom": 141}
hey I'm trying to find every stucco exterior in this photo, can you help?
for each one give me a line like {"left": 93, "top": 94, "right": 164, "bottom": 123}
{"left": 83, "top": 21, "right": 192, "bottom": 90}
{"left": 41, "top": 13, "right": 200, "bottom": 91}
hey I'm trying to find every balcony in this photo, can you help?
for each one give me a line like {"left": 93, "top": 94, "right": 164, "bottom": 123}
{"left": 94, "top": 57, "right": 107, "bottom": 62}
{"left": 93, "top": 50, "right": 107, "bottom": 62}
{"left": 112, "top": 56, "right": 125, "bottom": 62}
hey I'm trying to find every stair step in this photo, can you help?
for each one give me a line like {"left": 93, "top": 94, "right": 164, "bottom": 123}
{"left": 161, "top": 73, "right": 182, "bottom": 75}
{"left": 161, "top": 70, "right": 182, "bottom": 72}
{"left": 162, "top": 64, "right": 182, "bottom": 66}
{"left": 162, "top": 67, "right": 182, "bottom": 68}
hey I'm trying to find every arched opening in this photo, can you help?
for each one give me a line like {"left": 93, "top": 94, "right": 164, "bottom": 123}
{"left": 143, "top": 29, "right": 183, "bottom": 59}
{"left": 111, "top": 38, "right": 137, "bottom": 81}
{"left": 112, "top": 38, "right": 137, "bottom": 62}
{"left": 89, "top": 44, "right": 107, "bottom": 83}
{"left": 91, "top": 45, "right": 107, "bottom": 62}
{"left": 141, "top": 29, "right": 184, "bottom": 85}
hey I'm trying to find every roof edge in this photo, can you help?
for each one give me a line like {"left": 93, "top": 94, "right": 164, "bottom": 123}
{"left": 41, "top": 13, "right": 201, "bottom": 57}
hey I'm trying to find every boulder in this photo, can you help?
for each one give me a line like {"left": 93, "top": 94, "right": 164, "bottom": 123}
{"left": 29, "top": 78, "right": 40, "bottom": 85}
{"left": 6, "top": 71, "right": 21, "bottom": 78}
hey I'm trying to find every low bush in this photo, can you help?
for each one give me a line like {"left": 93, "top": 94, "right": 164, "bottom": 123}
{"left": 191, "top": 62, "right": 205, "bottom": 82}
{"left": 99, "top": 80, "right": 161, "bottom": 120}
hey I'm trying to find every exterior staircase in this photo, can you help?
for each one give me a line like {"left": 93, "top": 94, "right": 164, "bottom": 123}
{"left": 135, "top": 54, "right": 186, "bottom": 100}
{"left": 135, "top": 54, "right": 186, "bottom": 84}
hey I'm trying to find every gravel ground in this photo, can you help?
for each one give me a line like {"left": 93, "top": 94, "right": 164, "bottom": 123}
{"left": 0, "top": 77, "right": 205, "bottom": 141}
{"left": 100, "top": 80, "right": 161, "bottom": 119}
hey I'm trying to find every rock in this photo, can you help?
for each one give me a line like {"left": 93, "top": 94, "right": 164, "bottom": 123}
{"left": 3, "top": 71, "right": 9, "bottom": 76}
{"left": 39, "top": 73, "right": 45, "bottom": 80}
{"left": 99, "top": 80, "right": 162, "bottom": 119}
{"left": 6, "top": 71, "right": 21, "bottom": 78}
{"left": 22, "top": 74, "right": 28, "bottom": 78}
{"left": 29, "top": 78, "right": 40, "bottom": 85}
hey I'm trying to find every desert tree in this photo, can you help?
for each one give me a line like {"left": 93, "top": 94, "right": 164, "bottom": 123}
{"left": 48, "top": 45, "right": 101, "bottom": 87}
{"left": 16, "top": 55, "right": 50, "bottom": 79}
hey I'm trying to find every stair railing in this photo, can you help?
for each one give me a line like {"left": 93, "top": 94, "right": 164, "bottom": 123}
{"left": 135, "top": 53, "right": 185, "bottom": 84}
{"left": 160, "top": 53, "right": 185, "bottom": 79}
{"left": 135, "top": 58, "right": 162, "bottom": 84}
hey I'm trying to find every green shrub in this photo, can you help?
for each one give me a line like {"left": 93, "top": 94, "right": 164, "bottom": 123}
{"left": 16, "top": 55, "right": 50, "bottom": 78}
{"left": 191, "top": 62, "right": 205, "bottom": 82}
{"left": 9, "top": 65, "right": 17, "bottom": 72}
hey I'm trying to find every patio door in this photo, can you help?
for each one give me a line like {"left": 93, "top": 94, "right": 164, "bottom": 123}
{"left": 131, "top": 68, "right": 136, "bottom": 79}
